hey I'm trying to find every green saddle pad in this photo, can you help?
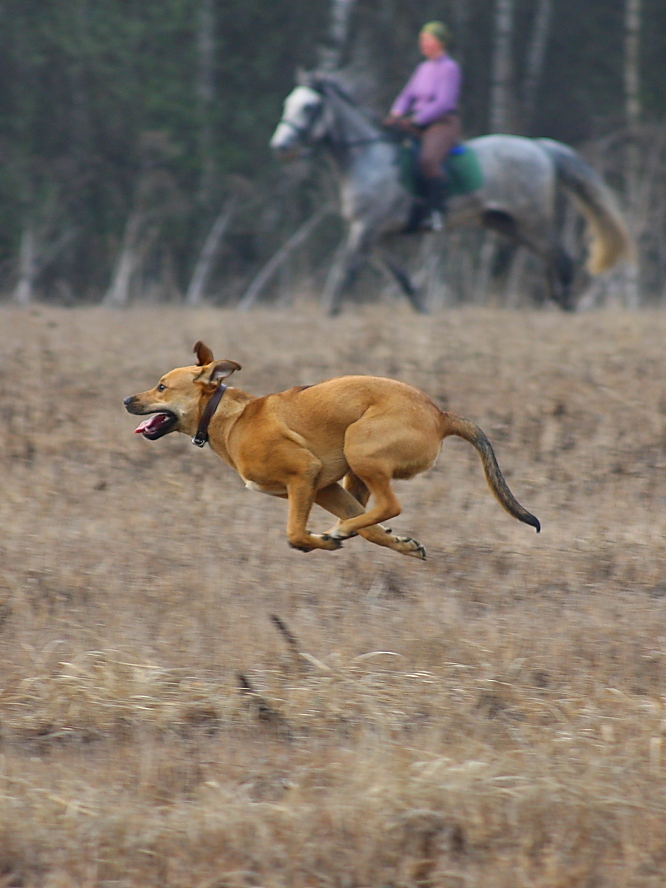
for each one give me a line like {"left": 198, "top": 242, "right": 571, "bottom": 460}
{"left": 399, "top": 140, "right": 484, "bottom": 198}
{"left": 446, "top": 144, "right": 484, "bottom": 196}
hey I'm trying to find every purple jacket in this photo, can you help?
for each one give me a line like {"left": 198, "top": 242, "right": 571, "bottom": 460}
{"left": 390, "top": 54, "right": 461, "bottom": 127}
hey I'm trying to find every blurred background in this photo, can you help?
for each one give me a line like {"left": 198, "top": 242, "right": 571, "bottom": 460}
{"left": 1, "top": 0, "right": 665, "bottom": 308}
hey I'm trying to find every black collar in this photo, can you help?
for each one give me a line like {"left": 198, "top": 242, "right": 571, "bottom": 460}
{"left": 192, "top": 384, "right": 227, "bottom": 447}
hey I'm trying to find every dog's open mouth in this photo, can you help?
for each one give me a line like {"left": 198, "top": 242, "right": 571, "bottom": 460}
{"left": 134, "top": 411, "right": 178, "bottom": 440}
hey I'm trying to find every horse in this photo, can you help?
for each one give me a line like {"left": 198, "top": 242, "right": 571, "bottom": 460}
{"left": 269, "top": 71, "right": 632, "bottom": 315}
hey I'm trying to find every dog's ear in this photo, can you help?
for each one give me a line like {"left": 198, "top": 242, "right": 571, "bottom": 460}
{"left": 193, "top": 340, "right": 215, "bottom": 366}
{"left": 198, "top": 359, "right": 241, "bottom": 387}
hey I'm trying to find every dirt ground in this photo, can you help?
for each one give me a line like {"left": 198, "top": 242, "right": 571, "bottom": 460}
{"left": 0, "top": 302, "right": 665, "bottom": 887}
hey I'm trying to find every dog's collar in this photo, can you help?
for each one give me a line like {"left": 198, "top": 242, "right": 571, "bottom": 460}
{"left": 192, "top": 384, "right": 227, "bottom": 447}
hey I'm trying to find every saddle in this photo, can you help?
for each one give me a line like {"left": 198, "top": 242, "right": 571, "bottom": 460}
{"left": 399, "top": 139, "right": 484, "bottom": 200}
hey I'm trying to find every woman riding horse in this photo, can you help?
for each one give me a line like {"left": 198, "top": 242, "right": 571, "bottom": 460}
{"left": 385, "top": 21, "right": 462, "bottom": 233}
{"left": 270, "top": 69, "right": 632, "bottom": 314}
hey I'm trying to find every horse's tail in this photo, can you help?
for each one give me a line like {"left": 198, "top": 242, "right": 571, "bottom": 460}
{"left": 537, "top": 138, "right": 634, "bottom": 274}
{"left": 441, "top": 413, "right": 541, "bottom": 532}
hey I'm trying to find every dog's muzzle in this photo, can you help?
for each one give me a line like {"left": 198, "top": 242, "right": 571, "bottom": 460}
{"left": 124, "top": 396, "right": 179, "bottom": 441}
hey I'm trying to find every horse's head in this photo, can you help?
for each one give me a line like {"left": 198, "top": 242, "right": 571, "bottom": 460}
{"left": 270, "top": 75, "right": 330, "bottom": 158}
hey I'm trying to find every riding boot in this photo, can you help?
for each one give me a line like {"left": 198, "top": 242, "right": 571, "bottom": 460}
{"left": 403, "top": 177, "right": 448, "bottom": 234}
{"left": 403, "top": 199, "right": 428, "bottom": 234}
{"left": 422, "top": 176, "right": 448, "bottom": 231}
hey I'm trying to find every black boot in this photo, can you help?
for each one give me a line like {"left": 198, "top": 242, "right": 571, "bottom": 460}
{"left": 422, "top": 176, "right": 448, "bottom": 231}
{"left": 403, "top": 178, "right": 448, "bottom": 234}
{"left": 403, "top": 199, "right": 428, "bottom": 234}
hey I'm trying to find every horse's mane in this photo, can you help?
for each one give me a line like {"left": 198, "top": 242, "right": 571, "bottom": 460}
{"left": 297, "top": 69, "right": 356, "bottom": 102}
{"left": 297, "top": 69, "right": 383, "bottom": 128}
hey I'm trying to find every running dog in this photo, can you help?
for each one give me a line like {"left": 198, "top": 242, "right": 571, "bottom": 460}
{"left": 124, "top": 341, "right": 540, "bottom": 559}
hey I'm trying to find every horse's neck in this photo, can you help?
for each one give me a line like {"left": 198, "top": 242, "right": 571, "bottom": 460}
{"left": 325, "top": 92, "right": 384, "bottom": 163}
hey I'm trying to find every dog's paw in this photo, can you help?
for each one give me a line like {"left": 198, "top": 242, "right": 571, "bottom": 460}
{"left": 395, "top": 535, "right": 427, "bottom": 560}
{"left": 323, "top": 528, "right": 358, "bottom": 542}
{"left": 289, "top": 534, "right": 343, "bottom": 553}
{"left": 288, "top": 541, "right": 315, "bottom": 553}
{"left": 408, "top": 542, "right": 427, "bottom": 560}
{"left": 317, "top": 533, "right": 344, "bottom": 550}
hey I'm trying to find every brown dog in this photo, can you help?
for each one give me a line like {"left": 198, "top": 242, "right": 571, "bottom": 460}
{"left": 124, "top": 341, "right": 540, "bottom": 559}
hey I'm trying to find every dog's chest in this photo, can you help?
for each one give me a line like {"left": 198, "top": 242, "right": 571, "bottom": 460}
{"left": 243, "top": 478, "right": 287, "bottom": 497}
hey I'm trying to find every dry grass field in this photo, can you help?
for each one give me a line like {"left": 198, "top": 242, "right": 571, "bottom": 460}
{"left": 0, "top": 301, "right": 665, "bottom": 887}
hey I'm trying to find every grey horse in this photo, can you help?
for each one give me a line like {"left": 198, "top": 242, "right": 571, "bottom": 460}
{"left": 270, "top": 71, "right": 632, "bottom": 315}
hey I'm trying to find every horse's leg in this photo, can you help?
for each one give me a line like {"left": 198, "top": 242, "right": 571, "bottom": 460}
{"left": 323, "top": 221, "right": 371, "bottom": 316}
{"left": 480, "top": 210, "right": 531, "bottom": 301}
{"left": 481, "top": 209, "right": 526, "bottom": 245}
{"left": 545, "top": 246, "right": 576, "bottom": 311}
{"left": 380, "top": 251, "right": 428, "bottom": 313}
{"left": 481, "top": 209, "right": 576, "bottom": 310}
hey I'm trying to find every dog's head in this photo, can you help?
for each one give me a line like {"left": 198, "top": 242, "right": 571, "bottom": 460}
{"left": 124, "top": 341, "right": 241, "bottom": 440}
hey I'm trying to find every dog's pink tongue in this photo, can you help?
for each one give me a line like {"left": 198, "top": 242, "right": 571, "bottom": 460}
{"left": 134, "top": 418, "right": 154, "bottom": 434}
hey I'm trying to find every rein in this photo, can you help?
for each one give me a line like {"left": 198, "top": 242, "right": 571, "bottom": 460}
{"left": 276, "top": 117, "right": 314, "bottom": 138}
{"left": 192, "top": 384, "right": 227, "bottom": 447}
{"left": 334, "top": 135, "right": 388, "bottom": 148}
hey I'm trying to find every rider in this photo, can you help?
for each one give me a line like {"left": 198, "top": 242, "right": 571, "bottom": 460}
{"left": 385, "top": 21, "right": 462, "bottom": 232}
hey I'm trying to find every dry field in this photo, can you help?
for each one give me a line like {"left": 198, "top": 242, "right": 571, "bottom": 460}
{"left": 0, "top": 301, "right": 665, "bottom": 887}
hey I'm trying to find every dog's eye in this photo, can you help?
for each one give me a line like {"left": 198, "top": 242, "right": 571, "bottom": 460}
{"left": 157, "top": 383, "right": 166, "bottom": 392}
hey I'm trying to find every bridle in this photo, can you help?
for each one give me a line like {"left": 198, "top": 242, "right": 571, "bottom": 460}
{"left": 279, "top": 82, "right": 389, "bottom": 151}
{"left": 275, "top": 95, "right": 326, "bottom": 139}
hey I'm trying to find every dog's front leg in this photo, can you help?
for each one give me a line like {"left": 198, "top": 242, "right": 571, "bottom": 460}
{"left": 285, "top": 474, "right": 343, "bottom": 553}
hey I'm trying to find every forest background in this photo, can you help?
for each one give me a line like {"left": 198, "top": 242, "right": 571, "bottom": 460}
{"left": 1, "top": 0, "right": 665, "bottom": 308}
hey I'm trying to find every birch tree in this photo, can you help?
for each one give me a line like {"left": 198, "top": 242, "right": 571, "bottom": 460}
{"left": 70, "top": 0, "right": 92, "bottom": 176}
{"left": 450, "top": 0, "right": 471, "bottom": 71}
{"left": 489, "top": 0, "right": 515, "bottom": 133}
{"left": 185, "top": 191, "right": 238, "bottom": 306}
{"left": 317, "top": 0, "right": 357, "bottom": 70}
{"left": 196, "top": 0, "right": 216, "bottom": 204}
{"left": 521, "top": 0, "right": 554, "bottom": 133}
{"left": 624, "top": 0, "right": 641, "bottom": 308}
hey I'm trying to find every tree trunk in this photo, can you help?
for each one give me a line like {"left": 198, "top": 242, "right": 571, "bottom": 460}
{"left": 237, "top": 204, "right": 333, "bottom": 310}
{"left": 70, "top": 0, "right": 92, "bottom": 173}
{"left": 13, "top": 224, "right": 37, "bottom": 305}
{"left": 196, "top": 0, "right": 216, "bottom": 204}
{"left": 521, "top": 0, "right": 554, "bottom": 133}
{"left": 490, "top": 0, "right": 515, "bottom": 133}
{"left": 623, "top": 0, "right": 641, "bottom": 308}
{"left": 450, "top": 0, "right": 472, "bottom": 71}
{"left": 185, "top": 193, "right": 238, "bottom": 305}
{"left": 317, "top": 0, "right": 357, "bottom": 70}
{"left": 103, "top": 210, "right": 145, "bottom": 307}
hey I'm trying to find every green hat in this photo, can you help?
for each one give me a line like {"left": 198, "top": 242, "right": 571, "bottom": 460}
{"left": 421, "top": 21, "right": 451, "bottom": 47}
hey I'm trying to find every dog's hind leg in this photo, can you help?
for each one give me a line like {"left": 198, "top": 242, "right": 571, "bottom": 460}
{"left": 324, "top": 436, "right": 407, "bottom": 540}
{"left": 340, "top": 472, "right": 426, "bottom": 558}
{"left": 314, "top": 483, "right": 426, "bottom": 560}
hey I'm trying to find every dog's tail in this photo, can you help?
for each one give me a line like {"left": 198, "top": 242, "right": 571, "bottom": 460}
{"left": 442, "top": 413, "right": 541, "bottom": 532}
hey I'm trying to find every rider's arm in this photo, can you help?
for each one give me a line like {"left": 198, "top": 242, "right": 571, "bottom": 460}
{"left": 389, "top": 66, "right": 421, "bottom": 118}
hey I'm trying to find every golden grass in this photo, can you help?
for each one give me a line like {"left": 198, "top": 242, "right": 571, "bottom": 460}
{"left": 0, "top": 302, "right": 665, "bottom": 886}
